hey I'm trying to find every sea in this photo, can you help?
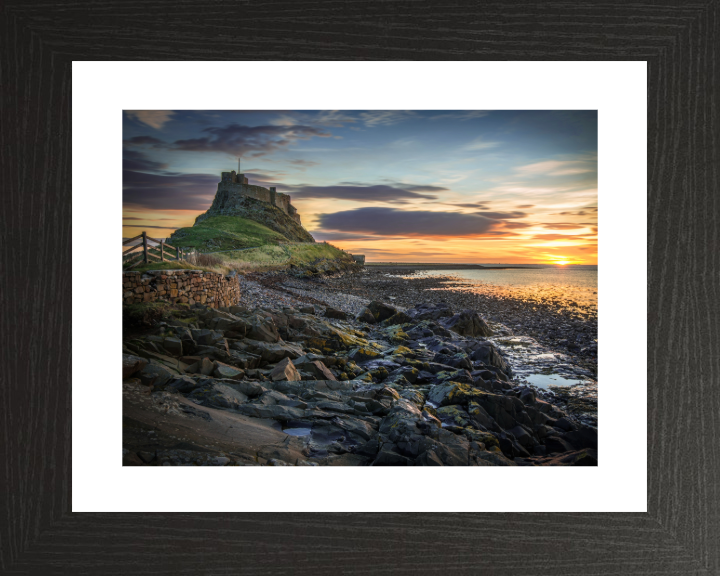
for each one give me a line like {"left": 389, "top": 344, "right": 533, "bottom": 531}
{"left": 407, "top": 264, "right": 598, "bottom": 313}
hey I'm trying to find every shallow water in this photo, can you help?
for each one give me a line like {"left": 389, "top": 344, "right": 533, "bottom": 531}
{"left": 488, "top": 333, "right": 598, "bottom": 425}
{"left": 523, "top": 373, "right": 591, "bottom": 389}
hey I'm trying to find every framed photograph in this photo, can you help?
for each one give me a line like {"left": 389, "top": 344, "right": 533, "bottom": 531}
{"left": 3, "top": 3, "right": 717, "bottom": 574}
{"left": 118, "top": 107, "right": 601, "bottom": 473}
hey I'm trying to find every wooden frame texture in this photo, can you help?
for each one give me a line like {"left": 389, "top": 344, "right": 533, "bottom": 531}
{"left": 1, "top": 2, "right": 718, "bottom": 574}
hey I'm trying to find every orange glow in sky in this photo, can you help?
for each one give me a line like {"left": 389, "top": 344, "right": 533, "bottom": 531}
{"left": 123, "top": 110, "right": 598, "bottom": 264}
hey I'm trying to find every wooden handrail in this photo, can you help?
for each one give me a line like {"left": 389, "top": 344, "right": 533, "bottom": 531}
{"left": 122, "top": 234, "right": 143, "bottom": 246}
{"left": 123, "top": 232, "right": 185, "bottom": 269}
{"left": 122, "top": 244, "right": 143, "bottom": 256}
{"left": 124, "top": 252, "right": 143, "bottom": 263}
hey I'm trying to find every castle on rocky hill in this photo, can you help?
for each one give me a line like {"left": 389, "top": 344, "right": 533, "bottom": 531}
{"left": 211, "top": 170, "right": 301, "bottom": 224}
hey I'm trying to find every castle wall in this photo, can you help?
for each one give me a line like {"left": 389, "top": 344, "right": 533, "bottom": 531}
{"left": 211, "top": 181, "right": 302, "bottom": 224}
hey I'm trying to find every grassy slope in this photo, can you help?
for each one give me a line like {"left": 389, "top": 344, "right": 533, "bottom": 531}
{"left": 127, "top": 198, "right": 348, "bottom": 273}
{"left": 167, "top": 215, "right": 288, "bottom": 251}
{"left": 127, "top": 261, "right": 205, "bottom": 274}
{"left": 206, "top": 242, "right": 352, "bottom": 273}
{"left": 195, "top": 196, "right": 315, "bottom": 243}
{"left": 125, "top": 243, "right": 353, "bottom": 274}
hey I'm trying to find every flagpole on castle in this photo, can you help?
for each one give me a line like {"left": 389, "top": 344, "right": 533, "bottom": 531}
{"left": 237, "top": 157, "right": 241, "bottom": 174}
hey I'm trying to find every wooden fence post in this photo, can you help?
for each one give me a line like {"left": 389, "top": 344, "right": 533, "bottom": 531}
{"left": 142, "top": 231, "right": 148, "bottom": 264}
{"left": 160, "top": 240, "right": 165, "bottom": 262}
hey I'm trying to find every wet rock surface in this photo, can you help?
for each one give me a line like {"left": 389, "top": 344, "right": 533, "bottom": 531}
{"left": 123, "top": 266, "right": 598, "bottom": 466}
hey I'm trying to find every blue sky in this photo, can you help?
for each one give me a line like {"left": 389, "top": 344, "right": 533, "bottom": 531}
{"left": 123, "top": 110, "right": 597, "bottom": 263}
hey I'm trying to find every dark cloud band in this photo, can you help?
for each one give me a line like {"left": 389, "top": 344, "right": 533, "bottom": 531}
{"left": 317, "top": 207, "right": 501, "bottom": 237}
{"left": 291, "top": 184, "right": 438, "bottom": 203}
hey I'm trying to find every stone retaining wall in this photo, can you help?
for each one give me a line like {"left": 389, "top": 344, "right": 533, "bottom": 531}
{"left": 123, "top": 270, "right": 240, "bottom": 308}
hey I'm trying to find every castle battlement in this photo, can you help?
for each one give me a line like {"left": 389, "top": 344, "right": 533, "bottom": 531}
{"left": 213, "top": 170, "right": 301, "bottom": 224}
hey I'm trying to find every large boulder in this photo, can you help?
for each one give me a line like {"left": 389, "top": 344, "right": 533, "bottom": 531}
{"left": 347, "top": 347, "right": 382, "bottom": 363}
{"left": 427, "top": 382, "right": 487, "bottom": 407}
{"left": 174, "top": 326, "right": 196, "bottom": 354}
{"left": 188, "top": 382, "right": 248, "bottom": 410}
{"left": 247, "top": 315, "right": 281, "bottom": 343}
{"left": 199, "top": 357, "right": 215, "bottom": 376}
{"left": 435, "top": 405, "right": 472, "bottom": 428}
{"left": 137, "top": 361, "right": 177, "bottom": 387}
{"left": 356, "top": 308, "right": 377, "bottom": 324}
{"left": 406, "top": 302, "right": 454, "bottom": 321}
{"left": 207, "top": 315, "right": 249, "bottom": 333}
{"left": 212, "top": 362, "right": 244, "bottom": 380}
{"left": 469, "top": 342, "right": 512, "bottom": 377}
{"left": 191, "top": 329, "right": 225, "bottom": 347}
{"left": 544, "top": 436, "right": 576, "bottom": 454}
{"left": 474, "top": 392, "right": 532, "bottom": 430}
{"left": 413, "top": 436, "right": 468, "bottom": 466}
{"left": 255, "top": 342, "right": 303, "bottom": 363}
{"left": 324, "top": 307, "right": 349, "bottom": 320}
{"left": 294, "top": 359, "right": 336, "bottom": 381}
{"left": 271, "top": 357, "right": 301, "bottom": 382}
{"left": 380, "top": 311, "right": 413, "bottom": 326}
{"left": 372, "top": 444, "right": 413, "bottom": 466}
{"left": 561, "top": 426, "right": 598, "bottom": 449}
{"left": 167, "top": 376, "right": 201, "bottom": 393}
{"left": 467, "top": 401, "right": 496, "bottom": 429}
{"left": 433, "top": 352, "right": 472, "bottom": 371}
{"left": 473, "top": 449, "right": 517, "bottom": 466}
{"left": 506, "top": 424, "right": 536, "bottom": 448}
{"left": 225, "top": 380, "right": 266, "bottom": 398}
{"left": 162, "top": 337, "right": 183, "bottom": 357}
{"left": 441, "top": 310, "right": 493, "bottom": 337}
{"left": 122, "top": 354, "right": 148, "bottom": 379}
{"left": 235, "top": 403, "right": 306, "bottom": 422}
{"left": 366, "top": 301, "right": 398, "bottom": 323}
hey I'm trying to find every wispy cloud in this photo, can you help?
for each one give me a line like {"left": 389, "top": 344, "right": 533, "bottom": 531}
{"left": 515, "top": 159, "right": 594, "bottom": 176}
{"left": 543, "top": 223, "right": 589, "bottom": 230}
{"left": 461, "top": 136, "right": 501, "bottom": 151}
{"left": 429, "top": 111, "right": 489, "bottom": 121}
{"left": 289, "top": 159, "right": 319, "bottom": 167}
{"left": 122, "top": 224, "right": 178, "bottom": 230}
{"left": 359, "top": 111, "right": 417, "bottom": 127}
{"left": 445, "top": 202, "right": 492, "bottom": 210}
{"left": 125, "top": 110, "right": 176, "bottom": 130}
{"left": 491, "top": 185, "right": 573, "bottom": 195}
{"left": 123, "top": 150, "right": 168, "bottom": 172}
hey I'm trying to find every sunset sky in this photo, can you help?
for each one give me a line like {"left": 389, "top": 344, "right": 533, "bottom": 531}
{"left": 123, "top": 110, "right": 597, "bottom": 264}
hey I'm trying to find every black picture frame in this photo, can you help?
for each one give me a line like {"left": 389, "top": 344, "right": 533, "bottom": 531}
{"left": 2, "top": 2, "right": 717, "bottom": 574}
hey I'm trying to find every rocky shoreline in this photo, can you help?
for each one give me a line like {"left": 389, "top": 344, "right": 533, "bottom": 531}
{"left": 306, "top": 266, "right": 598, "bottom": 374}
{"left": 123, "top": 264, "right": 598, "bottom": 466}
